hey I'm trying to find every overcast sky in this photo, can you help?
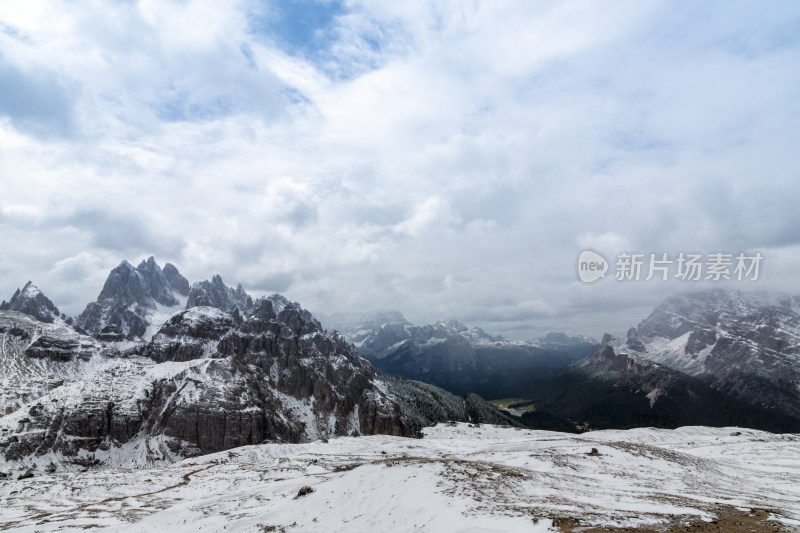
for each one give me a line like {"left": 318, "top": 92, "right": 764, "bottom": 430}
{"left": 1, "top": 1, "right": 799, "bottom": 340}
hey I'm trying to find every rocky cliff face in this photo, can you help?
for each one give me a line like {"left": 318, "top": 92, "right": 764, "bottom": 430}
{"left": 611, "top": 291, "right": 800, "bottom": 419}
{"left": 0, "top": 282, "right": 69, "bottom": 325}
{"left": 74, "top": 257, "right": 190, "bottom": 340}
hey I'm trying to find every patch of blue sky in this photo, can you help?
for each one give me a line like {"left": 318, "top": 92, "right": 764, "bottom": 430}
{"left": 247, "top": 1, "right": 345, "bottom": 60}
{"left": 245, "top": 0, "right": 394, "bottom": 80}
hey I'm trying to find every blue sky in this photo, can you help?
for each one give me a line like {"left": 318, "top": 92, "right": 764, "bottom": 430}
{"left": 1, "top": 1, "right": 799, "bottom": 339}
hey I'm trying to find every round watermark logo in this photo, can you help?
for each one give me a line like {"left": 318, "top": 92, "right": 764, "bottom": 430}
{"left": 576, "top": 250, "right": 609, "bottom": 284}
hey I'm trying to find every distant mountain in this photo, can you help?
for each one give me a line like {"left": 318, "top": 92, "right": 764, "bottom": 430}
{"left": 74, "top": 257, "right": 190, "bottom": 341}
{"left": 532, "top": 332, "right": 597, "bottom": 359}
{"left": 522, "top": 333, "right": 800, "bottom": 432}
{"left": 323, "top": 310, "right": 412, "bottom": 360}
{"left": 0, "top": 281, "right": 69, "bottom": 325}
{"left": 610, "top": 291, "right": 800, "bottom": 420}
{"left": 330, "top": 312, "right": 573, "bottom": 397}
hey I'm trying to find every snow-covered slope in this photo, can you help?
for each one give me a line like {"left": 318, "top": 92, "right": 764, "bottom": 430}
{"left": 1, "top": 423, "right": 797, "bottom": 532}
{"left": 0, "top": 311, "right": 117, "bottom": 415}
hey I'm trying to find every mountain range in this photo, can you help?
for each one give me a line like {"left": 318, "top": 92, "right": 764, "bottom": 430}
{"left": 328, "top": 294, "right": 800, "bottom": 433}
{"left": 0, "top": 258, "right": 517, "bottom": 474}
{"left": 3, "top": 257, "right": 800, "bottom": 477}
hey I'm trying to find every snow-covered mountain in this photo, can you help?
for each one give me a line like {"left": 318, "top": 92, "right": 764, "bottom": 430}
{"left": 611, "top": 290, "right": 800, "bottom": 419}
{"left": 2, "top": 423, "right": 799, "bottom": 532}
{"left": 0, "top": 281, "right": 69, "bottom": 326}
{"left": 515, "top": 292, "right": 800, "bottom": 433}
{"left": 328, "top": 311, "right": 573, "bottom": 396}
{"left": 0, "top": 264, "right": 517, "bottom": 471}
{"left": 323, "top": 310, "right": 412, "bottom": 360}
{"left": 74, "top": 257, "right": 190, "bottom": 341}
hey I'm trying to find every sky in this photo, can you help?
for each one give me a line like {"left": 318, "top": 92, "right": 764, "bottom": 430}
{"left": 1, "top": 0, "right": 799, "bottom": 340}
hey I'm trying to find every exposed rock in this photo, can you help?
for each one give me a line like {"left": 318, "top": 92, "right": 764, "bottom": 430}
{"left": 0, "top": 282, "right": 68, "bottom": 325}
{"left": 163, "top": 263, "right": 190, "bottom": 296}
{"left": 0, "top": 311, "right": 117, "bottom": 415}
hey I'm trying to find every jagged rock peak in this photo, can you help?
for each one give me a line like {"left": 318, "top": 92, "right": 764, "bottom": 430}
{"left": 187, "top": 274, "right": 254, "bottom": 315}
{"left": 96, "top": 257, "right": 187, "bottom": 308}
{"left": 584, "top": 334, "right": 617, "bottom": 360}
{"left": 75, "top": 257, "right": 190, "bottom": 339}
{"left": 0, "top": 281, "right": 67, "bottom": 324}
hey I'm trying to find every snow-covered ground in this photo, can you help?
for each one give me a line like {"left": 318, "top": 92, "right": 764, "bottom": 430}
{"left": 1, "top": 423, "right": 798, "bottom": 532}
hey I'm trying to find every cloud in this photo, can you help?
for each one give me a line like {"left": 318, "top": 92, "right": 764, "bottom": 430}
{"left": 0, "top": 55, "right": 74, "bottom": 137}
{"left": 0, "top": 0, "right": 799, "bottom": 338}
{"left": 65, "top": 210, "right": 187, "bottom": 258}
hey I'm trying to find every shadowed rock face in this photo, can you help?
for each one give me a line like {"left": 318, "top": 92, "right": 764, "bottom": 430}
{"left": 74, "top": 257, "right": 190, "bottom": 339}
{"left": 0, "top": 282, "right": 67, "bottom": 324}
{"left": 163, "top": 263, "right": 190, "bottom": 296}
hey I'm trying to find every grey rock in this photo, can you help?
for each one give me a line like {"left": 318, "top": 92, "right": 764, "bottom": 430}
{"left": 0, "top": 282, "right": 68, "bottom": 324}
{"left": 163, "top": 263, "right": 190, "bottom": 296}
{"left": 0, "top": 311, "right": 118, "bottom": 415}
